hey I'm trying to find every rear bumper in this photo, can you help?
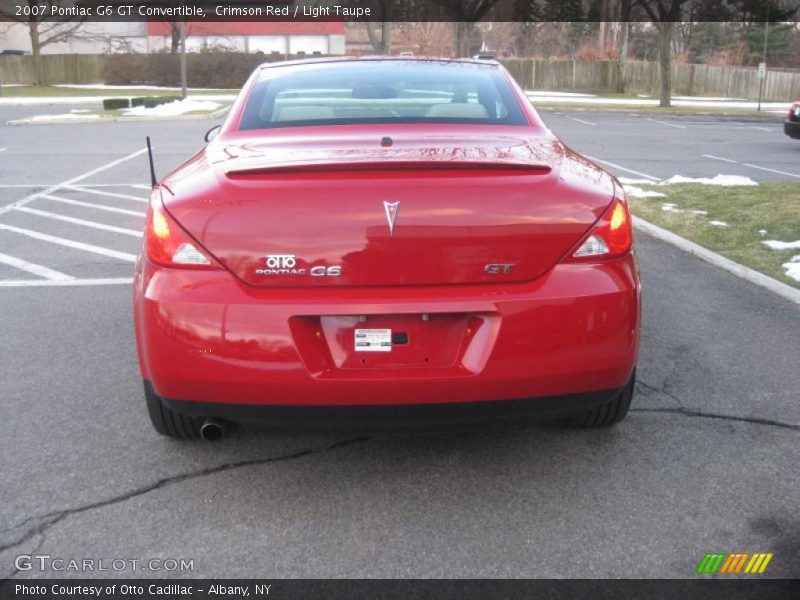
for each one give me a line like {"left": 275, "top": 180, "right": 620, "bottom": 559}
{"left": 156, "top": 382, "right": 625, "bottom": 432}
{"left": 785, "top": 120, "right": 800, "bottom": 139}
{"left": 134, "top": 253, "right": 640, "bottom": 408}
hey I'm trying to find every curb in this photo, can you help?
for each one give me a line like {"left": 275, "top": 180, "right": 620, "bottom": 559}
{"left": 634, "top": 217, "right": 800, "bottom": 306}
{"left": 7, "top": 106, "right": 231, "bottom": 126}
{"left": 535, "top": 106, "right": 785, "bottom": 120}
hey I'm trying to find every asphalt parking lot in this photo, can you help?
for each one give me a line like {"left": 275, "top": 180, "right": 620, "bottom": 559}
{"left": 0, "top": 110, "right": 798, "bottom": 579}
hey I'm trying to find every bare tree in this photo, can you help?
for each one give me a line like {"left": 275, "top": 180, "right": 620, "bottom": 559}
{"left": 617, "top": 0, "right": 635, "bottom": 92}
{"left": 0, "top": 0, "right": 95, "bottom": 83}
{"left": 429, "top": 1, "right": 504, "bottom": 56}
{"left": 635, "top": 0, "right": 695, "bottom": 107}
{"left": 396, "top": 22, "right": 453, "bottom": 56}
{"left": 362, "top": 0, "right": 395, "bottom": 54}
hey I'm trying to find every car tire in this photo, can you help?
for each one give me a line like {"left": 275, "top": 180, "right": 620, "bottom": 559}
{"left": 572, "top": 369, "right": 635, "bottom": 428}
{"left": 144, "top": 381, "right": 202, "bottom": 439}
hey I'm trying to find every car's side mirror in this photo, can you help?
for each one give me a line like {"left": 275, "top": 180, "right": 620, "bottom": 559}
{"left": 205, "top": 125, "right": 221, "bottom": 143}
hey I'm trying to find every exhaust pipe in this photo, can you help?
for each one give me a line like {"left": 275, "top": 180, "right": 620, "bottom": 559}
{"left": 200, "top": 417, "right": 226, "bottom": 442}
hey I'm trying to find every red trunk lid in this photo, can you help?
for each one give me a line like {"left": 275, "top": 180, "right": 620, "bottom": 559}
{"left": 163, "top": 129, "right": 614, "bottom": 287}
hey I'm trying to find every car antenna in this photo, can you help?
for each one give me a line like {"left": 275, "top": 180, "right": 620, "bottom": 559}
{"left": 146, "top": 136, "right": 158, "bottom": 188}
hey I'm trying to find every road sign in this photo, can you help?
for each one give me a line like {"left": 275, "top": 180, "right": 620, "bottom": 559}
{"left": 758, "top": 62, "right": 767, "bottom": 79}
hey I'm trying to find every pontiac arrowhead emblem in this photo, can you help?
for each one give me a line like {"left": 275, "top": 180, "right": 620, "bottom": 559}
{"left": 383, "top": 201, "right": 400, "bottom": 236}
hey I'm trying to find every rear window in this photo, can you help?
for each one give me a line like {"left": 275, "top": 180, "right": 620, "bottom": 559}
{"left": 238, "top": 60, "right": 528, "bottom": 130}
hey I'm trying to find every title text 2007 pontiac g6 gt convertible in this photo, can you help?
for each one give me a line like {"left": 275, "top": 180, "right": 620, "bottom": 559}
{"left": 133, "top": 57, "right": 640, "bottom": 441}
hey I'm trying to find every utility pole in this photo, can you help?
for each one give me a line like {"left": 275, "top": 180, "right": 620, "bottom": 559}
{"left": 179, "top": 21, "right": 188, "bottom": 100}
{"left": 758, "top": 7, "right": 769, "bottom": 112}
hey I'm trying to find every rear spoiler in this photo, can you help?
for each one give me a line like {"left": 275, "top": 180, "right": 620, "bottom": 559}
{"left": 226, "top": 160, "right": 551, "bottom": 177}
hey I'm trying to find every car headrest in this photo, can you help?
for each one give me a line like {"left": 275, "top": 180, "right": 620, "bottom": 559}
{"left": 426, "top": 103, "right": 490, "bottom": 119}
{"left": 274, "top": 105, "right": 336, "bottom": 122}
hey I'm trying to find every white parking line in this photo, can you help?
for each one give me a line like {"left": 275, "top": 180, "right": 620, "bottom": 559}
{"left": 702, "top": 154, "right": 737, "bottom": 164}
{"left": 0, "top": 183, "right": 144, "bottom": 189}
{"left": 646, "top": 117, "right": 686, "bottom": 129}
{"left": 747, "top": 125, "right": 772, "bottom": 132}
{"left": 0, "top": 223, "right": 137, "bottom": 262}
{"left": 0, "top": 148, "right": 6, "bottom": 153}
{"left": 65, "top": 185, "right": 149, "bottom": 203}
{"left": 14, "top": 207, "right": 142, "bottom": 237}
{"left": 0, "top": 148, "right": 147, "bottom": 218}
{"left": 568, "top": 116, "right": 597, "bottom": 127}
{"left": 0, "top": 251, "right": 73, "bottom": 281}
{"left": 742, "top": 162, "right": 800, "bottom": 179}
{"left": 42, "top": 195, "right": 146, "bottom": 217}
{"left": 0, "top": 277, "right": 133, "bottom": 288}
{"left": 702, "top": 154, "right": 800, "bottom": 179}
{"left": 584, "top": 156, "right": 661, "bottom": 181}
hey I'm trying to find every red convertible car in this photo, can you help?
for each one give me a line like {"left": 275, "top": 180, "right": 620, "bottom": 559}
{"left": 134, "top": 57, "right": 640, "bottom": 440}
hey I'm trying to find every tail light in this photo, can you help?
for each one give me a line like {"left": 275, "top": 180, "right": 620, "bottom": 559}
{"left": 567, "top": 194, "right": 633, "bottom": 261}
{"left": 145, "top": 190, "right": 221, "bottom": 269}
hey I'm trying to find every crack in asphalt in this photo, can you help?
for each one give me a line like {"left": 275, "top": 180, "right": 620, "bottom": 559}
{"left": 636, "top": 379, "right": 685, "bottom": 408}
{"left": 633, "top": 379, "right": 799, "bottom": 431}
{"left": 630, "top": 406, "right": 800, "bottom": 431}
{"left": 0, "top": 435, "right": 370, "bottom": 575}
{"left": 2, "top": 388, "right": 798, "bottom": 578}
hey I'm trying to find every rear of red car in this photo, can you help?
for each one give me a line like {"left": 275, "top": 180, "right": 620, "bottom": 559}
{"left": 133, "top": 58, "right": 640, "bottom": 439}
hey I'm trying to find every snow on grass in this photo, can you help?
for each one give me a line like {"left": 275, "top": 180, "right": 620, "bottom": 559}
{"left": 661, "top": 175, "right": 758, "bottom": 187}
{"left": 624, "top": 185, "right": 666, "bottom": 198}
{"left": 758, "top": 229, "right": 768, "bottom": 236}
{"left": 672, "top": 95, "right": 746, "bottom": 102}
{"left": 526, "top": 91, "right": 596, "bottom": 98}
{"left": 782, "top": 256, "right": 800, "bottom": 282}
{"left": 709, "top": 220, "right": 730, "bottom": 227}
{"left": 661, "top": 203, "right": 683, "bottom": 212}
{"left": 762, "top": 239, "right": 800, "bottom": 250}
{"left": 55, "top": 84, "right": 225, "bottom": 91}
{"left": 123, "top": 99, "right": 221, "bottom": 117}
{"left": 524, "top": 91, "right": 790, "bottom": 113}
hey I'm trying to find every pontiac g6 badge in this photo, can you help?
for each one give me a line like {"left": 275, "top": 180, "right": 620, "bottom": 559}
{"left": 257, "top": 254, "right": 341, "bottom": 277}
{"left": 383, "top": 201, "right": 400, "bottom": 236}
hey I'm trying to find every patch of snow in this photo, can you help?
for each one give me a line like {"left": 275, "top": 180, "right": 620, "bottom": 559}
{"left": 661, "top": 174, "right": 758, "bottom": 187}
{"left": 625, "top": 185, "right": 666, "bottom": 198}
{"left": 781, "top": 255, "right": 800, "bottom": 282}
{"left": 758, "top": 229, "right": 768, "bottom": 236}
{"left": 524, "top": 91, "right": 790, "bottom": 113}
{"left": 123, "top": 99, "right": 221, "bottom": 117}
{"left": 526, "top": 91, "right": 596, "bottom": 98}
{"left": 690, "top": 210, "right": 708, "bottom": 215}
{"left": 762, "top": 240, "right": 800, "bottom": 250}
{"left": 0, "top": 94, "right": 234, "bottom": 107}
{"left": 672, "top": 95, "right": 746, "bottom": 102}
{"left": 661, "top": 203, "right": 683, "bottom": 213}
{"left": 70, "top": 109, "right": 90, "bottom": 113}
{"left": 29, "top": 113, "right": 100, "bottom": 121}
{"left": 55, "top": 84, "right": 224, "bottom": 91}
{"left": 709, "top": 220, "right": 730, "bottom": 227}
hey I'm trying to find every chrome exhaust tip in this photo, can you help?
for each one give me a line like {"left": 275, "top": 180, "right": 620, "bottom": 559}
{"left": 200, "top": 418, "right": 225, "bottom": 442}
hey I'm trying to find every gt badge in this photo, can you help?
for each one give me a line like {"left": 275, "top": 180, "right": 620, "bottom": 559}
{"left": 485, "top": 263, "right": 515, "bottom": 274}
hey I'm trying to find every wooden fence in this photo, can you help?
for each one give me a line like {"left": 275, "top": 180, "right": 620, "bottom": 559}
{"left": 2, "top": 54, "right": 799, "bottom": 101}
